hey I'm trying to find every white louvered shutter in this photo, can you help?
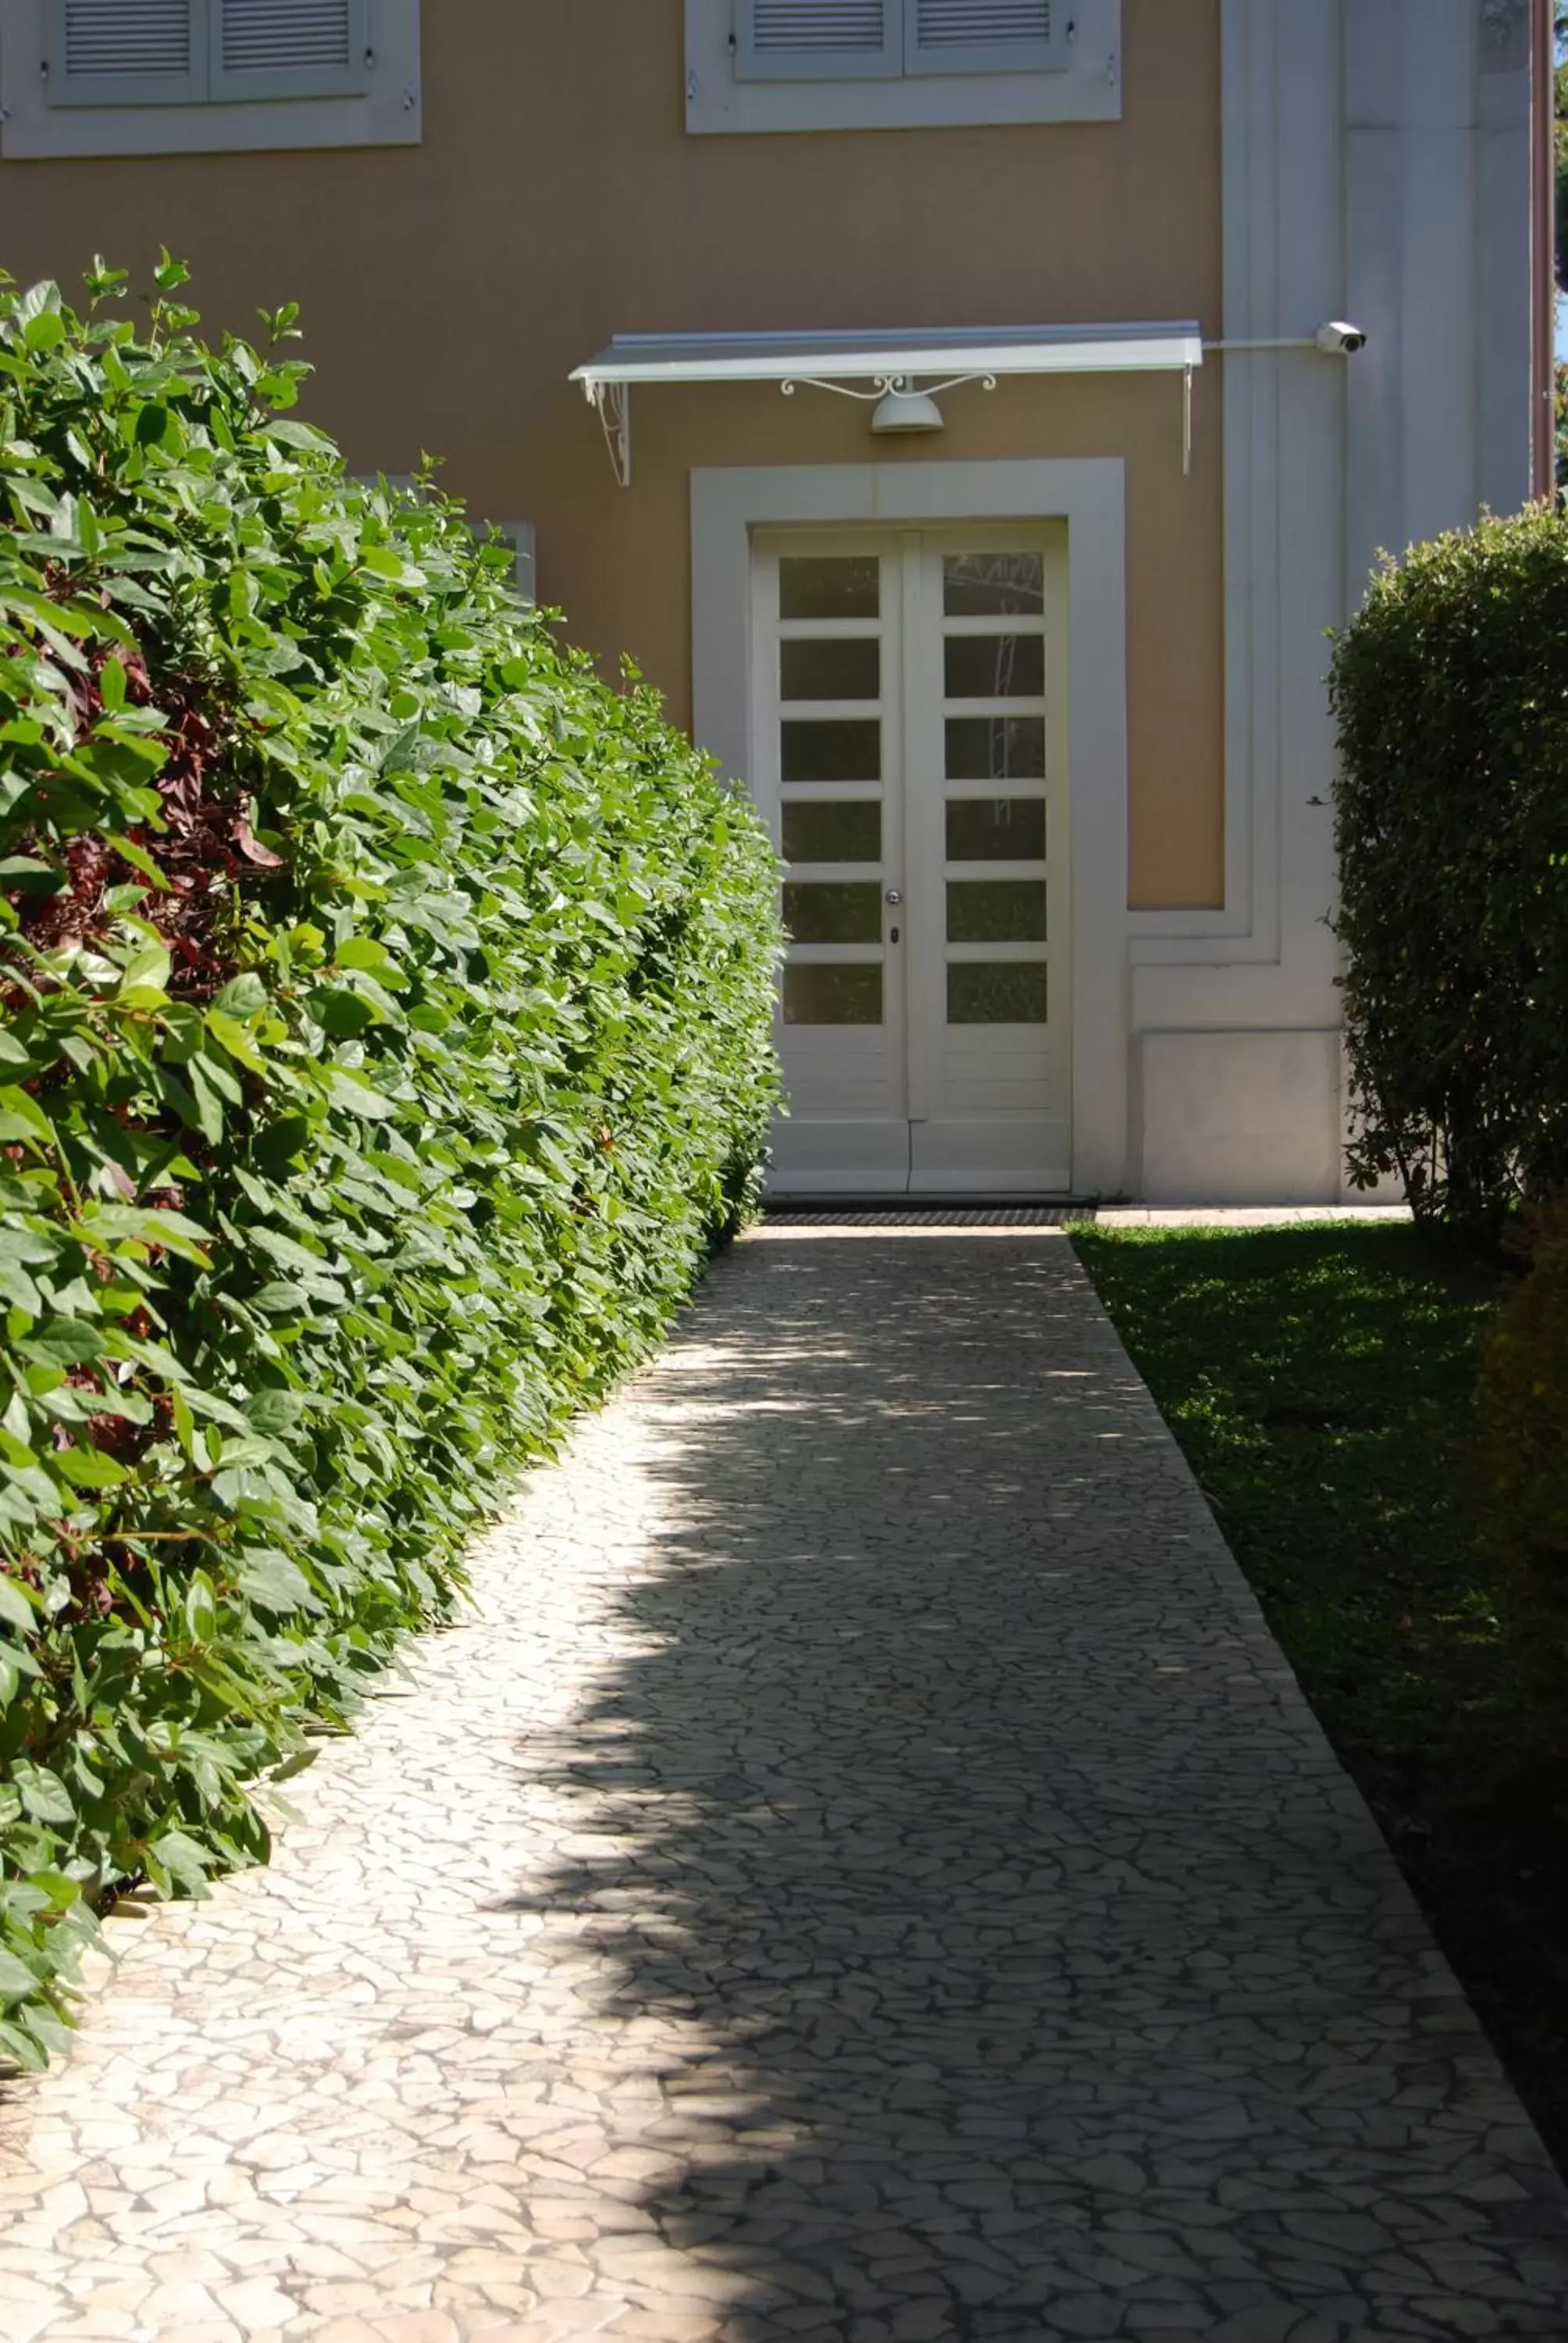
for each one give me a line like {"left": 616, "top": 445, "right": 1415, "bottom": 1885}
{"left": 45, "top": 0, "right": 206, "bottom": 107}
{"left": 209, "top": 0, "right": 372, "bottom": 100}
{"left": 735, "top": 0, "right": 901, "bottom": 81}
{"left": 903, "top": 0, "right": 1068, "bottom": 75}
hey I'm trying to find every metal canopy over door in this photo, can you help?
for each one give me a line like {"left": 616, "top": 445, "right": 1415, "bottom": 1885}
{"left": 751, "top": 526, "right": 1071, "bottom": 1196}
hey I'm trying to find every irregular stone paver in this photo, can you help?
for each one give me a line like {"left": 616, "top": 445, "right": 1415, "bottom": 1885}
{"left": 2, "top": 1228, "right": 1566, "bottom": 2343}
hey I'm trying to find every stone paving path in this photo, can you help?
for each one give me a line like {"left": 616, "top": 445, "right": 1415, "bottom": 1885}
{"left": 3, "top": 1228, "right": 1568, "bottom": 2343}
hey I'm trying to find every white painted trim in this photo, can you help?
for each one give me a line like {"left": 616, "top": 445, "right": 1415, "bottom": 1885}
{"left": 684, "top": 0, "right": 1120, "bottom": 134}
{"left": 691, "top": 458, "right": 1128, "bottom": 1196}
{"left": 1133, "top": 0, "right": 1345, "bottom": 1009}
{"left": 0, "top": 0, "right": 419, "bottom": 156}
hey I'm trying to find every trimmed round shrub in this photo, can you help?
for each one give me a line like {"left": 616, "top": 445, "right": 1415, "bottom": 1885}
{"left": 1475, "top": 1193, "right": 1568, "bottom": 1636}
{"left": 0, "top": 260, "right": 782, "bottom": 2066}
{"left": 1329, "top": 505, "right": 1568, "bottom": 1234}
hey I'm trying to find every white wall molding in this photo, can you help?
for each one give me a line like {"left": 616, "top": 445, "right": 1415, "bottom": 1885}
{"left": 691, "top": 458, "right": 1130, "bottom": 1196}
{"left": 1343, "top": 0, "right": 1531, "bottom": 599}
{"left": 1135, "top": 0, "right": 1344, "bottom": 1004}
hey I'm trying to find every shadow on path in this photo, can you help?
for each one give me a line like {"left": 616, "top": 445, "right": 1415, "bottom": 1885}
{"left": 497, "top": 1234, "right": 1568, "bottom": 2343}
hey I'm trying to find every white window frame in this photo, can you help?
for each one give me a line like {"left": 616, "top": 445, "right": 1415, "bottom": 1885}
{"left": 1, "top": 0, "right": 419, "bottom": 158}
{"left": 686, "top": 0, "right": 1120, "bottom": 134}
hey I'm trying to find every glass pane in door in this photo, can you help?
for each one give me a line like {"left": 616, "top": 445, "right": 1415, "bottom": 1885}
{"left": 943, "top": 551, "right": 1045, "bottom": 616}
{"left": 781, "top": 555, "right": 880, "bottom": 619}
{"left": 945, "top": 799, "right": 1045, "bottom": 861}
{"left": 784, "top": 965, "right": 884, "bottom": 1025}
{"left": 783, "top": 719, "right": 882, "bottom": 783}
{"left": 945, "top": 717, "right": 1046, "bottom": 780}
{"left": 947, "top": 965, "right": 1049, "bottom": 1023}
{"left": 782, "top": 638, "right": 881, "bottom": 701}
{"left": 946, "top": 881, "right": 1048, "bottom": 943}
{"left": 784, "top": 883, "right": 882, "bottom": 943}
{"left": 783, "top": 801, "right": 882, "bottom": 862}
{"left": 943, "top": 636, "right": 1046, "bottom": 700}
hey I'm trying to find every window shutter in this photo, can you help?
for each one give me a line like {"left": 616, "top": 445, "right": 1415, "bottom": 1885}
{"left": 45, "top": 0, "right": 207, "bottom": 107}
{"left": 735, "top": 0, "right": 901, "bottom": 81}
{"left": 903, "top": 0, "right": 1068, "bottom": 75}
{"left": 209, "top": 0, "right": 372, "bottom": 100}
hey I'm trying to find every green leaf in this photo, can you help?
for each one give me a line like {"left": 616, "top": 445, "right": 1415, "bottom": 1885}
{"left": 0, "top": 1949, "right": 40, "bottom": 2002}
{"left": 333, "top": 936, "right": 391, "bottom": 971}
{"left": 325, "top": 1069, "right": 397, "bottom": 1120}
{"left": 19, "top": 1318, "right": 104, "bottom": 1367}
{"left": 0, "top": 857, "right": 64, "bottom": 896}
{"left": 0, "top": 1575, "right": 39, "bottom": 1635}
{"left": 22, "top": 308, "right": 66, "bottom": 354}
{"left": 237, "top": 1549, "right": 317, "bottom": 1614}
{"left": 187, "top": 1056, "right": 226, "bottom": 1144}
{"left": 184, "top": 1570, "right": 218, "bottom": 1645}
{"left": 54, "top": 1444, "right": 128, "bottom": 1490}
{"left": 214, "top": 972, "right": 269, "bottom": 1017}
{"left": 105, "top": 833, "right": 171, "bottom": 891}
{"left": 146, "top": 1829, "right": 213, "bottom": 1894}
{"left": 0, "top": 2018, "right": 49, "bottom": 2072}
{"left": 11, "top": 1762, "right": 76, "bottom": 1826}
{"left": 205, "top": 1008, "right": 269, "bottom": 1075}
{"left": 119, "top": 940, "right": 172, "bottom": 997}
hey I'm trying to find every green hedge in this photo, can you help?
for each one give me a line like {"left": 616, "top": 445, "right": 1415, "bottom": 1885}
{"left": 1330, "top": 505, "right": 1568, "bottom": 1233}
{"left": 0, "top": 260, "right": 782, "bottom": 2067}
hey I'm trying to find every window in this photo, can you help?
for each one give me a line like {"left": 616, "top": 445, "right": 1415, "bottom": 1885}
{"left": 688, "top": 0, "right": 1118, "bottom": 133}
{"left": 0, "top": 0, "right": 419, "bottom": 157}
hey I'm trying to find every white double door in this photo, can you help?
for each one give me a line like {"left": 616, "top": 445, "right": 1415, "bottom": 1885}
{"left": 752, "top": 526, "right": 1071, "bottom": 1196}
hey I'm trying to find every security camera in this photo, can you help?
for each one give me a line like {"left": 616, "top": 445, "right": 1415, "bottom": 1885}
{"left": 1315, "top": 321, "right": 1368, "bottom": 355}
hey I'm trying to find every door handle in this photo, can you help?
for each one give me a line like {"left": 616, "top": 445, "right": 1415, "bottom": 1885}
{"left": 885, "top": 889, "right": 903, "bottom": 905}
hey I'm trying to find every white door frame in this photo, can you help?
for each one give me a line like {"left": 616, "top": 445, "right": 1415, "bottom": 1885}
{"left": 692, "top": 459, "right": 1129, "bottom": 1196}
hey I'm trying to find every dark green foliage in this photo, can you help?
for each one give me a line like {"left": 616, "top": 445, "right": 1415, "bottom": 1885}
{"left": 0, "top": 261, "right": 782, "bottom": 2067}
{"left": 1476, "top": 1193, "right": 1568, "bottom": 1630}
{"left": 1329, "top": 505, "right": 1568, "bottom": 1232}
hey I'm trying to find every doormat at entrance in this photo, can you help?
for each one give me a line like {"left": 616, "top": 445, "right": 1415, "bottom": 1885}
{"left": 762, "top": 1205, "right": 1094, "bottom": 1226}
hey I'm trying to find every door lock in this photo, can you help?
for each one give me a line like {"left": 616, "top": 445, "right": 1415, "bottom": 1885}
{"left": 885, "top": 888, "right": 903, "bottom": 905}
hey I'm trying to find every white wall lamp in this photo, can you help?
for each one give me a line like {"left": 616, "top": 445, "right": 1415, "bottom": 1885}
{"left": 869, "top": 380, "right": 947, "bottom": 434}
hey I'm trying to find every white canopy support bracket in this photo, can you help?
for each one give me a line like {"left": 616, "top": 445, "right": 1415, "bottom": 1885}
{"left": 779, "top": 369, "right": 1000, "bottom": 406}
{"left": 586, "top": 378, "right": 631, "bottom": 489}
{"left": 569, "top": 322, "right": 1205, "bottom": 487}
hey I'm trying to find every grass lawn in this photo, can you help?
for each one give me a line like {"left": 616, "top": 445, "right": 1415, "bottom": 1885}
{"left": 1072, "top": 1221, "right": 1568, "bottom": 2170}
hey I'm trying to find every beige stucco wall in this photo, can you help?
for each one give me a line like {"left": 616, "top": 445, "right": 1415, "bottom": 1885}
{"left": 0, "top": 0, "right": 1224, "bottom": 908}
